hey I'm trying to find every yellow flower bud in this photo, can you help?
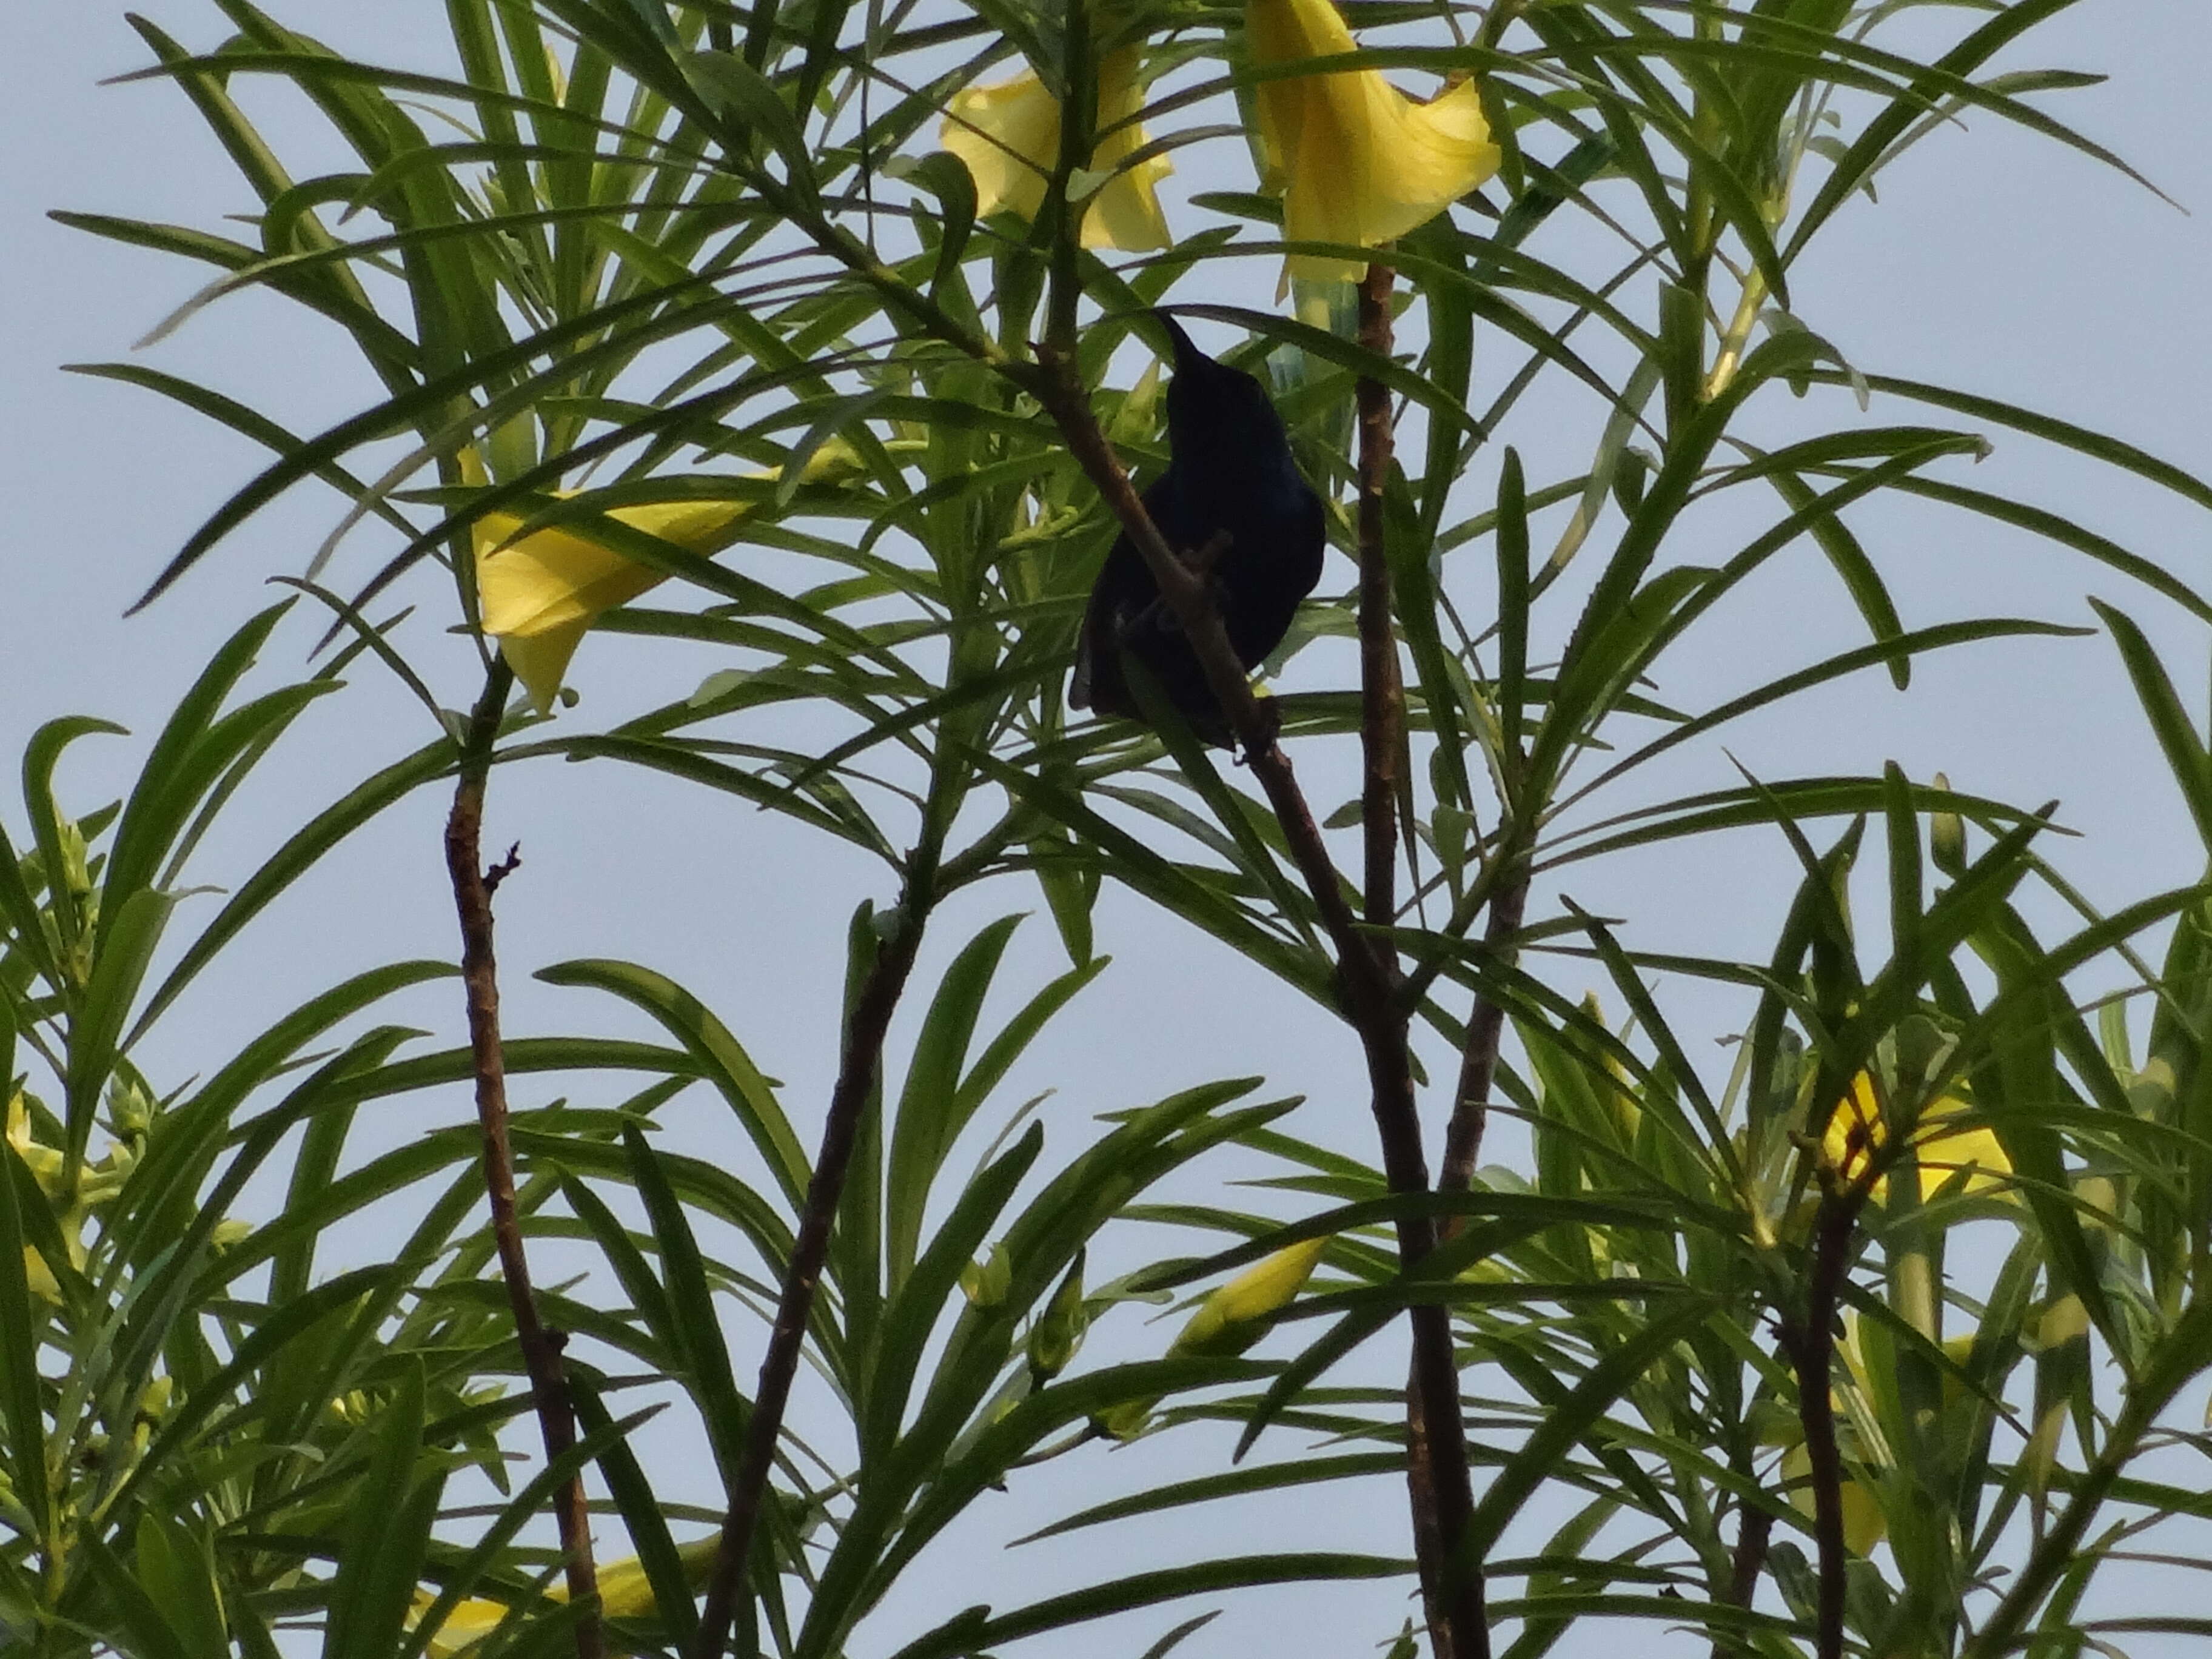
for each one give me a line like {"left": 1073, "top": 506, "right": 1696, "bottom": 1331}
{"left": 21, "top": 1246, "right": 59, "bottom": 1305}
{"left": 1168, "top": 1235, "right": 1330, "bottom": 1360}
{"left": 407, "top": 1533, "right": 721, "bottom": 1651}
{"left": 1779, "top": 1440, "right": 1888, "bottom": 1556}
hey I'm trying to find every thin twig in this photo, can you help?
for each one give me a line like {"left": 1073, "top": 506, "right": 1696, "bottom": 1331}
{"left": 444, "top": 661, "right": 602, "bottom": 1659}
{"left": 1358, "top": 263, "right": 1406, "bottom": 931}
{"left": 1712, "top": 1500, "right": 1774, "bottom": 1659}
{"left": 691, "top": 888, "right": 929, "bottom": 1657}
{"left": 1439, "top": 874, "right": 1529, "bottom": 1195}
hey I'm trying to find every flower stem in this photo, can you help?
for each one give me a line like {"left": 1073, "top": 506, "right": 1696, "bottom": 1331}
{"left": 443, "top": 660, "right": 602, "bottom": 1659}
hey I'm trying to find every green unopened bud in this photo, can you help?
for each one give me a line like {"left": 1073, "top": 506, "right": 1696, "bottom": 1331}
{"left": 1930, "top": 773, "right": 1966, "bottom": 876}
{"left": 328, "top": 1390, "right": 372, "bottom": 1427}
{"left": 960, "top": 1243, "right": 1012, "bottom": 1310}
{"left": 56, "top": 820, "right": 93, "bottom": 899}
{"left": 106, "top": 1076, "right": 155, "bottom": 1138}
{"left": 209, "top": 1219, "right": 253, "bottom": 1253}
{"left": 1027, "top": 1253, "right": 1088, "bottom": 1383}
{"left": 1093, "top": 1397, "right": 1155, "bottom": 1442}
{"left": 138, "top": 1375, "right": 174, "bottom": 1423}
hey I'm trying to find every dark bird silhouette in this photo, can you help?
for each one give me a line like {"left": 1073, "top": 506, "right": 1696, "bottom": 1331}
{"left": 1070, "top": 315, "right": 1326, "bottom": 746}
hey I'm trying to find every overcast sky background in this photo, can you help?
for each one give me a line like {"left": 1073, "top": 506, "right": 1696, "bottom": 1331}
{"left": 6, "top": 1, "right": 2212, "bottom": 1653}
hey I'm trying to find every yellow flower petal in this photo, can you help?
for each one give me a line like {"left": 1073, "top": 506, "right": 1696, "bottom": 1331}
{"left": 473, "top": 443, "right": 871, "bottom": 712}
{"left": 1820, "top": 1074, "right": 2014, "bottom": 1204}
{"left": 409, "top": 1590, "right": 509, "bottom": 1658}
{"left": 1245, "top": 0, "right": 1500, "bottom": 281}
{"left": 406, "top": 1535, "right": 720, "bottom": 1651}
{"left": 1779, "top": 1441, "right": 1887, "bottom": 1556}
{"left": 941, "top": 49, "right": 1171, "bottom": 251}
{"left": 22, "top": 1246, "right": 58, "bottom": 1305}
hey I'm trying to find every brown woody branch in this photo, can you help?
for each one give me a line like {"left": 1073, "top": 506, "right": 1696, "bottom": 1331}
{"left": 443, "top": 662, "right": 602, "bottom": 1659}
{"left": 1357, "top": 262, "right": 1407, "bottom": 933}
{"left": 1361, "top": 266, "right": 1486, "bottom": 1659}
{"left": 1439, "top": 873, "right": 1529, "bottom": 1195}
{"left": 1777, "top": 1186, "right": 1863, "bottom": 1659}
{"left": 691, "top": 894, "right": 928, "bottom": 1657}
{"left": 1712, "top": 1498, "right": 1774, "bottom": 1659}
{"left": 1036, "top": 294, "right": 1487, "bottom": 1659}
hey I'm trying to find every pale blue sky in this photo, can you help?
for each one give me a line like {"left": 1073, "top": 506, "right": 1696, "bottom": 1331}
{"left": 5, "top": 2, "right": 2211, "bottom": 1652}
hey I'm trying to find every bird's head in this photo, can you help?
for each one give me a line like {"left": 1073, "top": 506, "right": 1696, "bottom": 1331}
{"left": 1152, "top": 312, "right": 1290, "bottom": 458}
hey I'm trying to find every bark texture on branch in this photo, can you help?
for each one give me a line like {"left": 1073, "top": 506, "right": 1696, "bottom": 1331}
{"left": 1778, "top": 1190, "right": 1861, "bottom": 1659}
{"left": 444, "top": 664, "right": 602, "bottom": 1659}
{"left": 1440, "top": 874, "right": 1529, "bottom": 1196}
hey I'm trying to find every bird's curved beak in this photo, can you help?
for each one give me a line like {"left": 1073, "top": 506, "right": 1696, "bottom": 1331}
{"left": 1150, "top": 309, "right": 1202, "bottom": 373}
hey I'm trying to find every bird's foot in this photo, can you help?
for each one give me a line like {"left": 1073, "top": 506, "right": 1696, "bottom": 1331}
{"left": 1233, "top": 694, "right": 1282, "bottom": 765}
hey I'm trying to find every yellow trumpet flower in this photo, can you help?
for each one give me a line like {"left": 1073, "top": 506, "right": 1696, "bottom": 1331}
{"left": 1822, "top": 1074, "right": 2014, "bottom": 1204}
{"left": 1245, "top": 0, "right": 1500, "bottom": 282}
{"left": 940, "top": 47, "right": 1171, "bottom": 251}
{"left": 471, "top": 443, "right": 871, "bottom": 712}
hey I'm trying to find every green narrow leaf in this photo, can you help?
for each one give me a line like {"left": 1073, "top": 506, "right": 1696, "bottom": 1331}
{"left": 22, "top": 715, "right": 127, "bottom": 969}
{"left": 81, "top": 1534, "right": 190, "bottom": 1659}
{"left": 572, "top": 1372, "right": 699, "bottom": 1647}
{"left": 886, "top": 915, "right": 1025, "bottom": 1287}
{"left": 2093, "top": 600, "right": 2212, "bottom": 856}
{"left": 102, "top": 603, "right": 290, "bottom": 909}
{"left": 132, "top": 739, "right": 455, "bottom": 1038}
{"left": 327, "top": 1358, "right": 432, "bottom": 1659}
{"left": 538, "top": 958, "right": 809, "bottom": 1205}
{"left": 1461, "top": 1298, "right": 1719, "bottom": 1560}
{"left": 0, "top": 1138, "right": 47, "bottom": 1546}
{"left": 622, "top": 1122, "right": 749, "bottom": 1476}
{"left": 65, "top": 889, "right": 176, "bottom": 1161}
{"left": 132, "top": 1513, "right": 228, "bottom": 1659}
{"left": 863, "top": 1124, "right": 1042, "bottom": 1465}
{"left": 1771, "top": 468, "right": 1908, "bottom": 688}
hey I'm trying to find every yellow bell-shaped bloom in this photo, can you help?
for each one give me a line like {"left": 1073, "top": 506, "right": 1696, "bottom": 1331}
{"left": 1245, "top": 0, "right": 1500, "bottom": 282}
{"left": 1822, "top": 1074, "right": 2014, "bottom": 1204}
{"left": 940, "top": 48, "right": 1171, "bottom": 251}
{"left": 472, "top": 443, "right": 870, "bottom": 713}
